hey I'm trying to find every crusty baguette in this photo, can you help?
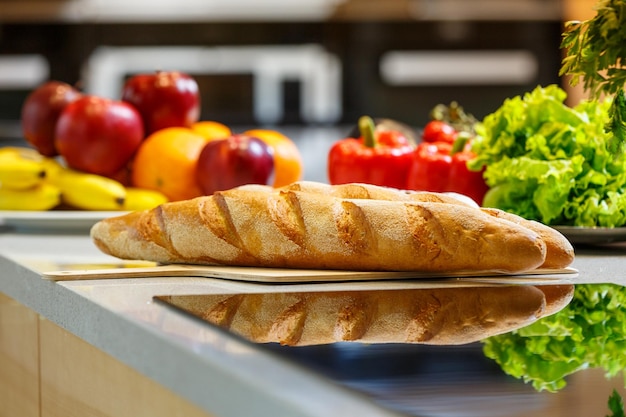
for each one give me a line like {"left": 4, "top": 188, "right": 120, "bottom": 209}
{"left": 278, "top": 182, "right": 574, "bottom": 269}
{"left": 279, "top": 181, "right": 478, "bottom": 206}
{"left": 157, "top": 284, "right": 574, "bottom": 346}
{"left": 91, "top": 184, "right": 549, "bottom": 273}
{"left": 479, "top": 208, "right": 574, "bottom": 269}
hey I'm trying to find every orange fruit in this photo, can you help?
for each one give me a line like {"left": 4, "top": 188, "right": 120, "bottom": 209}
{"left": 131, "top": 127, "right": 209, "bottom": 201}
{"left": 191, "top": 121, "right": 232, "bottom": 141}
{"left": 244, "top": 129, "right": 303, "bottom": 187}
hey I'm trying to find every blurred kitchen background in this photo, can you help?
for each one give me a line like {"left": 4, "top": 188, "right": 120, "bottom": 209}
{"left": 0, "top": 0, "right": 596, "bottom": 181}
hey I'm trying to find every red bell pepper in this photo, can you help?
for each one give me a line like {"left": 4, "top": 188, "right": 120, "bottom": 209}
{"left": 406, "top": 133, "right": 489, "bottom": 205}
{"left": 328, "top": 116, "right": 414, "bottom": 189}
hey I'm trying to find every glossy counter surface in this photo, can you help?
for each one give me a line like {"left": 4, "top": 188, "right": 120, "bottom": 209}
{"left": 1, "top": 225, "right": 625, "bottom": 416}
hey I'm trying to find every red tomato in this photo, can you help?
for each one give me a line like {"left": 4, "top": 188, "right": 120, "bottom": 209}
{"left": 422, "top": 121, "right": 458, "bottom": 144}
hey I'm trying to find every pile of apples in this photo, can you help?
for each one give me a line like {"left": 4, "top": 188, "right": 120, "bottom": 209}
{"left": 21, "top": 71, "right": 277, "bottom": 197}
{"left": 22, "top": 72, "right": 197, "bottom": 178}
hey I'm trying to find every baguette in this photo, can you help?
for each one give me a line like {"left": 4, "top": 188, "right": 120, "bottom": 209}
{"left": 91, "top": 184, "right": 550, "bottom": 273}
{"left": 279, "top": 182, "right": 575, "bottom": 269}
{"left": 157, "top": 284, "right": 575, "bottom": 346}
{"left": 278, "top": 181, "right": 478, "bottom": 206}
{"left": 480, "top": 208, "right": 574, "bottom": 269}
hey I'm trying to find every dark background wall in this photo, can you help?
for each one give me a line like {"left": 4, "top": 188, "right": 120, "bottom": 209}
{"left": 0, "top": 19, "right": 562, "bottom": 128}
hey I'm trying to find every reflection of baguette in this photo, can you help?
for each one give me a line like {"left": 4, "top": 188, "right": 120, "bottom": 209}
{"left": 159, "top": 284, "right": 574, "bottom": 346}
{"left": 535, "top": 284, "right": 576, "bottom": 317}
{"left": 92, "top": 182, "right": 551, "bottom": 273}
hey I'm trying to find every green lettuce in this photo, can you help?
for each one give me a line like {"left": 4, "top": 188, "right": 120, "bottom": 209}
{"left": 469, "top": 84, "right": 626, "bottom": 226}
{"left": 482, "top": 284, "right": 626, "bottom": 392}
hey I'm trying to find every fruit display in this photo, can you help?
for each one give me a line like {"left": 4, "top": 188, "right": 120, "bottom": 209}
{"left": 54, "top": 95, "right": 144, "bottom": 176}
{"left": 243, "top": 129, "right": 303, "bottom": 188}
{"left": 0, "top": 147, "right": 60, "bottom": 210}
{"left": 0, "top": 147, "right": 47, "bottom": 190}
{"left": 121, "top": 71, "right": 201, "bottom": 135}
{"left": 21, "top": 81, "right": 82, "bottom": 157}
{"left": 130, "top": 127, "right": 210, "bottom": 201}
{"left": 2, "top": 70, "right": 304, "bottom": 212}
{"left": 191, "top": 120, "right": 232, "bottom": 140}
{"left": 0, "top": 146, "right": 166, "bottom": 211}
{"left": 196, "top": 134, "right": 275, "bottom": 195}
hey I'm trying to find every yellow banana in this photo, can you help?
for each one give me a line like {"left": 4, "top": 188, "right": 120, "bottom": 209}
{"left": 0, "top": 146, "right": 43, "bottom": 160}
{"left": 123, "top": 187, "right": 168, "bottom": 211}
{"left": 40, "top": 157, "right": 64, "bottom": 183}
{"left": 50, "top": 167, "right": 127, "bottom": 211}
{"left": 0, "top": 147, "right": 47, "bottom": 190}
{"left": 0, "top": 182, "right": 61, "bottom": 211}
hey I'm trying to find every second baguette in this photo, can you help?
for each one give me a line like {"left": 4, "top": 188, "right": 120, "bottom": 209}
{"left": 278, "top": 182, "right": 574, "bottom": 269}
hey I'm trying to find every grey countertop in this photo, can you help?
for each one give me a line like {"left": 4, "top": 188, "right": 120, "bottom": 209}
{"left": 0, "top": 228, "right": 407, "bottom": 417}
{"left": 1, "top": 222, "right": 626, "bottom": 416}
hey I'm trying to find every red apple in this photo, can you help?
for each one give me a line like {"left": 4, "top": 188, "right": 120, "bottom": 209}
{"left": 196, "top": 134, "right": 275, "bottom": 195}
{"left": 55, "top": 96, "right": 144, "bottom": 176}
{"left": 121, "top": 71, "right": 201, "bottom": 135}
{"left": 21, "top": 81, "right": 82, "bottom": 156}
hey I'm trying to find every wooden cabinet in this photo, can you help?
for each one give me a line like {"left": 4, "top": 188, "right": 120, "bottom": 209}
{"left": 39, "top": 317, "right": 213, "bottom": 417}
{"left": 0, "top": 293, "right": 40, "bottom": 417}
{"left": 0, "top": 293, "right": 214, "bottom": 417}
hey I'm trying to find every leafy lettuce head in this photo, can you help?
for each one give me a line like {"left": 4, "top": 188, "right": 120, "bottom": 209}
{"left": 469, "top": 85, "right": 626, "bottom": 227}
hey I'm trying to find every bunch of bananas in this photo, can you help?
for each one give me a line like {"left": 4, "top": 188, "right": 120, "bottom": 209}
{"left": 0, "top": 146, "right": 168, "bottom": 211}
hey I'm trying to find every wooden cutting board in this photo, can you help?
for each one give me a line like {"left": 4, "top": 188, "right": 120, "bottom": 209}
{"left": 42, "top": 263, "right": 579, "bottom": 284}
